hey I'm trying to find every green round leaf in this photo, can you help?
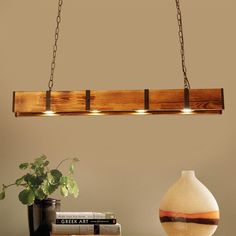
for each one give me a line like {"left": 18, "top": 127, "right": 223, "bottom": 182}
{"left": 34, "top": 155, "right": 48, "bottom": 167}
{"left": 19, "top": 163, "right": 29, "bottom": 170}
{"left": 41, "top": 180, "right": 50, "bottom": 195}
{"left": 60, "top": 186, "right": 68, "bottom": 197}
{"left": 47, "top": 183, "right": 59, "bottom": 194}
{"left": 34, "top": 188, "right": 46, "bottom": 200}
{"left": 50, "top": 169, "right": 62, "bottom": 184}
{"left": 72, "top": 181, "right": 79, "bottom": 198}
{"left": 18, "top": 189, "right": 35, "bottom": 205}
{"left": 24, "top": 174, "right": 39, "bottom": 188}
{"left": 24, "top": 173, "right": 31, "bottom": 182}
{"left": 0, "top": 191, "right": 5, "bottom": 200}
{"left": 35, "top": 176, "right": 44, "bottom": 186}
{"left": 44, "top": 161, "right": 49, "bottom": 166}
{"left": 15, "top": 176, "right": 25, "bottom": 186}
{"left": 47, "top": 172, "right": 54, "bottom": 185}
{"left": 42, "top": 179, "right": 59, "bottom": 195}
{"left": 35, "top": 155, "right": 47, "bottom": 162}
{"left": 65, "top": 177, "right": 79, "bottom": 198}
{"left": 60, "top": 176, "right": 68, "bottom": 186}
{"left": 69, "top": 163, "right": 75, "bottom": 174}
{"left": 67, "top": 177, "right": 74, "bottom": 191}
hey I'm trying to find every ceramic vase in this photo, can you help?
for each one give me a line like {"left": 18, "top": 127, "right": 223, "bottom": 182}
{"left": 159, "top": 170, "right": 219, "bottom": 236}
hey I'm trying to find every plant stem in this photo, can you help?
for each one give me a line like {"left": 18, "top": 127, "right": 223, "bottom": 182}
{"left": 3, "top": 183, "right": 16, "bottom": 189}
{"left": 3, "top": 183, "right": 28, "bottom": 190}
{"left": 56, "top": 158, "right": 70, "bottom": 169}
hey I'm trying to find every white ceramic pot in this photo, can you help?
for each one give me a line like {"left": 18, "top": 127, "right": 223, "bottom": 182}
{"left": 159, "top": 170, "right": 219, "bottom": 236}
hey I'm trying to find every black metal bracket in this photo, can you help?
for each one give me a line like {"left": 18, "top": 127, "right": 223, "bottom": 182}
{"left": 221, "top": 88, "right": 225, "bottom": 110}
{"left": 144, "top": 89, "right": 149, "bottom": 110}
{"left": 184, "top": 88, "right": 190, "bottom": 109}
{"left": 86, "top": 90, "right": 91, "bottom": 111}
{"left": 46, "top": 90, "right": 51, "bottom": 111}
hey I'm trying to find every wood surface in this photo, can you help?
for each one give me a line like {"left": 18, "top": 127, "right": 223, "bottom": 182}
{"left": 13, "top": 89, "right": 224, "bottom": 116}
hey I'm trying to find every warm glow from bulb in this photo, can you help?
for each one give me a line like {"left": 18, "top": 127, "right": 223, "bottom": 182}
{"left": 91, "top": 110, "right": 101, "bottom": 113}
{"left": 89, "top": 110, "right": 104, "bottom": 116}
{"left": 43, "top": 110, "right": 56, "bottom": 116}
{"left": 181, "top": 108, "right": 194, "bottom": 114}
{"left": 134, "top": 110, "right": 148, "bottom": 115}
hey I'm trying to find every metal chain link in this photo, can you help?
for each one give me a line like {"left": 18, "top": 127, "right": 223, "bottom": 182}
{"left": 48, "top": 0, "right": 63, "bottom": 91}
{"left": 175, "top": 0, "right": 190, "bottom": 89}
{"left": 47, "top": 0, "right": 189, "bottom": 90}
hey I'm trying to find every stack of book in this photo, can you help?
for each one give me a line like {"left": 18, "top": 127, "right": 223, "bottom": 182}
{"left": 51, "top": 212, "right": 121, "bottom": 236}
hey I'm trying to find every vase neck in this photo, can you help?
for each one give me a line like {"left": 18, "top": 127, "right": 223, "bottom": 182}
{"left": 181, "top": 170, "right": 195, "bottom": 178}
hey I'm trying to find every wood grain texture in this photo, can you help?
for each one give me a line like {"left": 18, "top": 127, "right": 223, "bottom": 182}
{"left": 13, "top": 89, "right": 224, "bottom": 116}
{"left": 13, "top": 91, "right": 86, "bottom": 113}
{"left": 90, "top": 90, "right": 145, "bottom": 111}
{"left": 149, "top": 89, "right": 224, "bottom": 110}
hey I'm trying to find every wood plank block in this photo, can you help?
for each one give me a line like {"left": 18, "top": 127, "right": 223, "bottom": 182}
{"left": 13, "top": 91, "right": 86, "bottom": 113}
{"left": 51, "top": 91, "right": 85, "bottom": 112}
{"left": 13, "top": 88, "right": 224, "bottom": 116}
{"left": 90, "top": 90, "right": 144, "bottom": 111}
{"left": 149, "top": 89, "right": 224, "bottom": 110}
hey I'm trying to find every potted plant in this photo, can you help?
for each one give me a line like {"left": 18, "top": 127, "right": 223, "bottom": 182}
{"left": 0, "top": 155, "right": 79, "bottom": 236}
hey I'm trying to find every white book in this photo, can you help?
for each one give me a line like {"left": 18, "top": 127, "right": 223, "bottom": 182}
{"left": 51, "top": 223, "right": 121, "bottom": 235}
{"left": 56, "top": 212, "right": 115, "bottom": 219}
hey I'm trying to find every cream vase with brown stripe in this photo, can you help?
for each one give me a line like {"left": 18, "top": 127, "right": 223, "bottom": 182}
{"left": 159, "top": 170, "right": 219, "bottom": 236}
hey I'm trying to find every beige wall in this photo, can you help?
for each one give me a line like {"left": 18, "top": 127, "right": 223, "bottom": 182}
{"left": 0, "top": 0, "right": 235, "bottom": 235}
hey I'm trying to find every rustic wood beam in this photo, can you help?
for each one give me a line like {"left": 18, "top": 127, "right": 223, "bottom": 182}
{"left": 13, "top": 89, "right": 224, "bottom": 116}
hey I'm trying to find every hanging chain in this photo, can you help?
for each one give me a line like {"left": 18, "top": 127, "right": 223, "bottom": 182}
{"left": 47, "top": 0, "right": 189, "bottom": 90}
{"left": 175, "top": 0, "right": 190, "bottom": 89}
{"left": 48, "top": 0, "right": 63, "bottom": 91}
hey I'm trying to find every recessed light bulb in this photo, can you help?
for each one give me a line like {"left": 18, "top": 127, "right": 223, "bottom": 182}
{"left": 135, "top": 110, "right": 148, "bottom": 115}
{"left": 43, "top": 110, "right": 56, "bottom": 116}
{"left": 91, "top": 110, "right": 101, "bottom": 113}
{"left": 181, "top": 108, "right": 194, "bottom": 114}
{"left": 90, "top": 110, "right": 103, "bottom": 116}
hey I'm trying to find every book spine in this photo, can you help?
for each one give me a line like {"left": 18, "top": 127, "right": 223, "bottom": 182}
{"left": 56, "top": 212, "right": 115, "bottom": 219}
{"left": 51, "top": 235, "right": 121, "bottom": 236}
{"left": 56, "top": 219, "right": 117, "bottom": 224}
{"left": 52, "top": 223, "right": 121, "bottom": 235}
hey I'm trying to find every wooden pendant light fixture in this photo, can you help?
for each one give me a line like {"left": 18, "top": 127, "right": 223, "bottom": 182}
{"left": 12, "top": 0, "right": 224, "bottom": 117}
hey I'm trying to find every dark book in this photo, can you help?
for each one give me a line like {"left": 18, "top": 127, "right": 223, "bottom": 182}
{"left": 56, "top": 219, "right": 117, "bottom": 225}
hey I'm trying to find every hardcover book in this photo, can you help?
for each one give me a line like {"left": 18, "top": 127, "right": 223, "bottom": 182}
{"left": 56, "top": 212, "right": 115, "bottom": 220}
{"left": 52, "top": 223, "right": 121, "bottom": 235}
{"left": 56, "top": 219, "right": 116, "bottom": 225}
{"left": 51, "top": 235, "right": 121, "bottom": 236}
